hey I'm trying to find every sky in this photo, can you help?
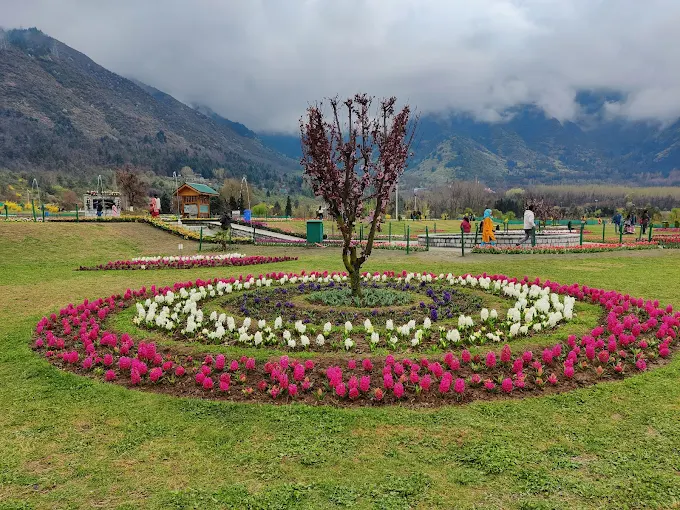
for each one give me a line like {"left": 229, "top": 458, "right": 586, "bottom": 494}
{"left": 3, "top": 0, "right": 680, "bottom": 132}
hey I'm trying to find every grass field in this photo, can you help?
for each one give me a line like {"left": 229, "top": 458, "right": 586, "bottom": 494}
{"left": 2, "top": 222, "right": 680, "bottom": 509}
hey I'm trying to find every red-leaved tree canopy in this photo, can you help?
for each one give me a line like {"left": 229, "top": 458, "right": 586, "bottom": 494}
{"left": 300, "top": 94, "right": 417, "bottom": 297}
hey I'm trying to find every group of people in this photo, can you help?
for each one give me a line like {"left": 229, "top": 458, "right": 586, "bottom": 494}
{"left": 611, "top": 210, "right": 650, "bottom": 235}
{"left": 466, "top": 205, "right": 536, "bottom": 247}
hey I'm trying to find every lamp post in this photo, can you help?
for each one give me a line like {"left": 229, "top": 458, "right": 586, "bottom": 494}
{"left": 173, "top": 172, "right": 181, "bottom": 224}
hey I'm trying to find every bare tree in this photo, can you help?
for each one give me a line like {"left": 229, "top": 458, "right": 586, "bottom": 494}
{"left": 116, "top": 166, "right": 148, "bottom": 209}
{"left": 300, "top": 94, "right": 417, "bottom": 297}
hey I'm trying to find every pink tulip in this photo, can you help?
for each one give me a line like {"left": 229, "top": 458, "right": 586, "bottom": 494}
{"left": 215, "top": 354, "right": 226, "bottom": 370}
{"left": 501, "top": 344, "right": 512, "bottom": 363}
{"left": 130, "top": 369, "right": 141, "bottom": 385}
{"left": 359, "top": 376, "right": 370, "bottom": 392}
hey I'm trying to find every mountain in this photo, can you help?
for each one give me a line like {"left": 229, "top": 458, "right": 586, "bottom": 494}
{"left": 0, "top": 28, "right": 298, "bottom": 188}
{"left": 405, "top": 106, "right": 680, "bottom": 187}
{"left": 258, "top": 103, "right": 680, "bottom": 187}
{"left": 2, "top": 27, "right": 679, "bottom": 190}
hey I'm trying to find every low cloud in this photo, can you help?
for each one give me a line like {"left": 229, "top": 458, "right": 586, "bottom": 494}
{"left": 3, "top": 0, "right": 680, "bottom": 131}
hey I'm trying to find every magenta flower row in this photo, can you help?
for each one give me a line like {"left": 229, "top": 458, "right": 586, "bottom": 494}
{"left": 78, "top": 255, "right": 297, "bottom": 271}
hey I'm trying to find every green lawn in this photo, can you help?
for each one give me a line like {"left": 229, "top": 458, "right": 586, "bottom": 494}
{"left": 1, "top": 222, "right": 680, "bottom": 509}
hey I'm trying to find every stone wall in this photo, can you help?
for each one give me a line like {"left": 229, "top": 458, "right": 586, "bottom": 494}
{"left": 418, "top": 231, "right": 581, "bottom": 248}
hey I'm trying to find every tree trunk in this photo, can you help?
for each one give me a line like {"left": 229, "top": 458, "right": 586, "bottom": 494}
{"left": 349, "top": 264, "right": 362, "bottom": 298}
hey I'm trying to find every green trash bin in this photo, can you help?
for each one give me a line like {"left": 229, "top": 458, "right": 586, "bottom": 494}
{"left": 306, "top": 220, "right": 324, "bottom": 244}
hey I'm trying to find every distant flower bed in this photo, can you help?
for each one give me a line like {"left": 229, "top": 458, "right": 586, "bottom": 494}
{"left": 47, "top": 216, "right": 204, "bottom": 241}
{"left": 251, "top": 239, "right": 427, "bottom": 251}
{"left": 78, "top": 254, "right": 296, "bottom": 271}
{"left": 655, "top": 236, "right": 680, "bottom": 248}
{"left": 473, "top": 242, "right": 659, "bottom": 255}
{"left": 655, "top": 228, "right": 680, "bottom": 233}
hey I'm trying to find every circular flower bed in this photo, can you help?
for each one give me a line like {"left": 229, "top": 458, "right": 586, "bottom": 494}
{"left": 32, "top": 271, "right": 679, "bottom": 407}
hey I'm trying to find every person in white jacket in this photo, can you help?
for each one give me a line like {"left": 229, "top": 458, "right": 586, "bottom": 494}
{"left": 517, "top": 205, "right": 535, "bottom": 245}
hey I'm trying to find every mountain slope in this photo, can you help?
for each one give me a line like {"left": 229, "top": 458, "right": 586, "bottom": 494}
{"left": 258, "top": 105, "right": 680, "bottom": 187}
{"left": 0, "top": 28, "right": 298, "bottom": 185}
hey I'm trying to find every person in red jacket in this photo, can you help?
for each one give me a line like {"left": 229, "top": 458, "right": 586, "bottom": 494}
{"left": 461, "top": 216, "right": 471, "bottom": 233}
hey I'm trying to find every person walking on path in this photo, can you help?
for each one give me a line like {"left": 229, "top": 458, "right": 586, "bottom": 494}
{"left": 516, "top": 204, "right": 535, "bottom": 246}
{"left": 480, "top": 209, "right": 496, "bottom": 246}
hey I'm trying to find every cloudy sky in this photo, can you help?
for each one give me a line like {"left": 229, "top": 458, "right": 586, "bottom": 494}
{"left": 3, "top": 0, "right": 680, "bottom": 132}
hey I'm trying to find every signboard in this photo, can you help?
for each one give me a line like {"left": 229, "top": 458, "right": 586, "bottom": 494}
{"left": 184, "top": 204, "right": 198, "bottom": 217}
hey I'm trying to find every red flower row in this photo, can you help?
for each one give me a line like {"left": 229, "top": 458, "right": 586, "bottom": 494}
{"left": 78, "top": 255, "right": 297, "bottom": 271}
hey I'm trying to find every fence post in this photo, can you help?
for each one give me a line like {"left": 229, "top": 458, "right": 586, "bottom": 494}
{"left": 252, "top": 224, "right": 256, "bottom": 246}
{"left": 41, "top": 204, "right": 45, "bottom": 222}
{"left": 474, "top": 222, "right": 479, "bottom": 245}
{"left": 602, "top": 221, "right": 606, "bottom": 242}
{"left": 388, "top": 222, "right": 392, "bottom": 243}
{"left": 434, "top": 222, "right": 437, "bottom": 234}
{"left": 4, "top": 204, "right": 8, "bottom": 219}
{"left": 229, "top": 227, "right": 232, "bottom": 245}
{"left": 425, "top": 226, "right": 430, "bottom": 251}
{"left": 360, "top": 224, "right": 364, "bottom": 242}
{"left": 619, "top": 225, "right": 623, "bottom": 244}
{"left": 199, "top": 227, "right": 203, "bottom": 252}
{"left": 75, "top": 206, "right": 79, "bottom": 222}
{"left": 460, "top": 227, "right": 465, "bottom": 257}
{"left": 404, "top": 223, "right": 407, "bottom": 241}
{"left": 406, "top": 226, "right": 410, "bottom": 254}
{"left": 532, "top": 227, "right": 536, "bottom": 247}
{"left": 648, "top": 223, "right": 653, "bottom": 242}
{"left": 32, "top": 199, "right": 36, "bottom": 222}
{"left": 579, "top": 223, "right": 585, "bottom": 246}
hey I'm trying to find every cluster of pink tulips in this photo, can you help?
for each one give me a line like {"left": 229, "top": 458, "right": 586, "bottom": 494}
{"left": 33, "top": 270, "right": 679, "bottom": 406}
{"left": 473, "top": 242, "right": 659, "bottom": 255}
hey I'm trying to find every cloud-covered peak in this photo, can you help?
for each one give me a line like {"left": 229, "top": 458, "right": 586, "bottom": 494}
{"left": 4, "top": 0, "right": 680, "bottom": 132}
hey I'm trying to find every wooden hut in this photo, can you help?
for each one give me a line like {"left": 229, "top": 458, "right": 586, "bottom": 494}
{"left": 175, "top": 183, "right": 218, "bottom": 218}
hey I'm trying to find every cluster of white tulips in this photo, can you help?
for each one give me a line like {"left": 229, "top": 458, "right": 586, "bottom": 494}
{"left": 132, "top": 272, "right": 576, "bottom": 350}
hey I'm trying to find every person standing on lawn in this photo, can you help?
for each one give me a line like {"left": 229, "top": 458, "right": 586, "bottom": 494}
{"left": 516, "top": 204, "right": 535, "bottom": 246}
{"left": 641, "top": 209, "right": 650, "bottom": 235}
{"left": 461, "top": 216, "right": 471, "bottom": 233}
{"left": 612, "top": 211, "right": 622, "bottom": 234}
